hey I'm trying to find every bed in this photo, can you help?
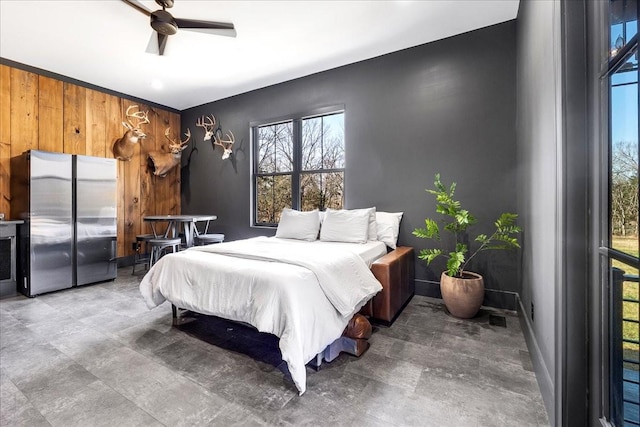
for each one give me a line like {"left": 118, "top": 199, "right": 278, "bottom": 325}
{"left": 139, "top": 208, "right": 414, "bottom": 395}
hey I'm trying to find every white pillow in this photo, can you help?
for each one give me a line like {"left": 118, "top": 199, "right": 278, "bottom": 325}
{"left": 320, "top": 208, "right": 370, "bottom": 243}
{"left": 376, "top": 211, "right": 403, "bottom": 249}
{"left": 349, "top": 207, "right": 377, "bottom": 241}
{"left": 319, "top": 207, "right": 376, "bottom": 240}
{"left": 275, "top": 208, "right": 320, "bottom": 241}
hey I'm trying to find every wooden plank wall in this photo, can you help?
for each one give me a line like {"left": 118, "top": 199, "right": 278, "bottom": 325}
{"left": 0, "top": 64, "right": 181, "bottom": 258}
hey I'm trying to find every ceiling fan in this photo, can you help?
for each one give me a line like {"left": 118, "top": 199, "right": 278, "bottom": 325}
{"left": 122, "top": 0, "right": 236, "bottom": 55}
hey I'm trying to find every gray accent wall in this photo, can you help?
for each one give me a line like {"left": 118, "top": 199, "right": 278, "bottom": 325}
{"left": 516, "top": 0, "right": 563, "bottom": 423}
{"left": 181, "top": 21, "right": 518, "bottom": 306}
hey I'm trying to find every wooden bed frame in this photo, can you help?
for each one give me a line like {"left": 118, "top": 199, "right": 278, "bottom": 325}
{"left": 171, "top": 246, "right": 415, "bottom": 367}
{"left": 362, "top": 246, "right": 415, "bottom": 325}
{"left": 309, "top": 246, "right": 415, "bottom": 368}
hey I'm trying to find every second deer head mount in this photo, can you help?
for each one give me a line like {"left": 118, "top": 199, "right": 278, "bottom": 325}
{"left": 112, "top": 105, "right": 150, "bottom": 161}
{"left": 147, "top": 128, "right": 191, "bottom": 177}
{"left": 195, "top": 114, "right": 235, "bottom": 160}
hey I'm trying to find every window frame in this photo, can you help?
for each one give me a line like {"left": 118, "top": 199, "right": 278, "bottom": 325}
{"left": 596, "top": 1, "right": 639, "bottom": 423}
{"left": 250, "top": 105, "right": 345, "bottom": 227}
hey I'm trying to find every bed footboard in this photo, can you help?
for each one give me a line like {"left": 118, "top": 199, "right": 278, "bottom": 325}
{"left": 360, "top": 246, "right": 414, "bottom": 324}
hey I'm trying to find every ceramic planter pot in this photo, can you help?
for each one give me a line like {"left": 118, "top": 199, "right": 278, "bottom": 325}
{"left": 440, "top": 271, "right": 484, "bottom": 319}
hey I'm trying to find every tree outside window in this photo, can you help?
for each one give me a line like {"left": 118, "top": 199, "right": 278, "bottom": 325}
{"left": 253, "top": 110, "right": 344, "bottom": 225}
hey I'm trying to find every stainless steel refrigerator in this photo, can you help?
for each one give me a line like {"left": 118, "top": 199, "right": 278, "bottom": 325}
{"left": 11, "top": 150, "right": 117, "bottom": 296}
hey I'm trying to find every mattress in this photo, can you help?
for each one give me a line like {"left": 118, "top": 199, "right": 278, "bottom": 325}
{"left": 273, "top": 237, "right": 388, "bottom": 266}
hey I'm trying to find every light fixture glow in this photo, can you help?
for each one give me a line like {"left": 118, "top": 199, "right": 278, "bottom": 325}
{"left": 151, "top": 79, "right": 163, "bottom": 90}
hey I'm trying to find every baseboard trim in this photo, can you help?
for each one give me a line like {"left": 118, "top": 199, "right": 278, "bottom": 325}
{"left": 414, "top": 279, "right": 518, "bottom": 311}
{"left": 517, "top": 294, "right": 555, "bottom": 423}
{"left": 415, "top": 279, "right": 441, "bottom": 299}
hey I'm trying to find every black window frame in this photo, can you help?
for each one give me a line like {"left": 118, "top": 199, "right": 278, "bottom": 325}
{"left": 598, "top": 1, "right": 639, "bottom": 425}
{"left": 250, "top": 105, "right": 345, "bottom": 227}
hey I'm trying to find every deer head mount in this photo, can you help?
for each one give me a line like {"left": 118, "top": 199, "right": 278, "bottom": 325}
{"left": 195, "top": 114, "right": 216, "bottom": 141}
{"left": 112, "top": 105, "right": 150, "bottom": 161}
{"left": 147, "top": 127, "right": 191, "bottom": 177}
{"left": 195, "top": 114, "right": 235, "bottom": 160}
{"left": 214, "top": 130, "right": 235, "bottom": 160}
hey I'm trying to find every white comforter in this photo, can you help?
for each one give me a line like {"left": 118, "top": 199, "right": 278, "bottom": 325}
{"left": 139, "top": 237, "right": 382, "bottom": 394}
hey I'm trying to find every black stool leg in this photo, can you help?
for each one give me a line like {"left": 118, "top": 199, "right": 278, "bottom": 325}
{"left": 132, "top": 241, "right": 139, "bottom": 275}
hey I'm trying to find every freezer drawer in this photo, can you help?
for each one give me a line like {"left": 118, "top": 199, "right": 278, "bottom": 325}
{"left": 76, "top": 235, "right": 117, "bottom": 285}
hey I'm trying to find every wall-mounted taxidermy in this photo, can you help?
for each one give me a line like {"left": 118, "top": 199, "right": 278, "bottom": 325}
{"left": 147, "top": 128, "right": 191, "bottom": 177}
{"left": 195, "top": 114, "right": 216, "bottom": 141}
{"left": 112, "top": 105, "right": 150, "bottom": 161}
{"left": 195, "top": 114, "right": 235, "bottom": 159}
{"left": 214, "top": 130, "right": 235, "bottom": 160}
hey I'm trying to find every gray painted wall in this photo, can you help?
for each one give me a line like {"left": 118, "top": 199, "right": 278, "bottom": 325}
{"left": 516, "top": 0, "right": 561, "bottom": 422}
{"left": 181, "top": 21, "right": 519, "bottom": 306}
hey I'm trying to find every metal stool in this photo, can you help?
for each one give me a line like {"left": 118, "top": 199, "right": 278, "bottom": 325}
{"left": 195, "top": 233, "right": 225, "bottom": 246}
{"left": 132, "top": 234, "right": 154, "bottom": 274}
{"left": 149, "top": 237, "right": 181, "bottom": 267}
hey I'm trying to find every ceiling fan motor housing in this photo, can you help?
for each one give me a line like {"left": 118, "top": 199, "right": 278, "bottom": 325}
{"left": 155, "top": 0, "right": 174, "bottom": 8}
{"left": 151, "top": 10, "right": 178, "bottom": 35}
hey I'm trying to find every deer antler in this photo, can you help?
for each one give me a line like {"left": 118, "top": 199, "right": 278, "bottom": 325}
{"left": 213, "top": 130, "right": 234, "bottom": 160}
{"left": 124, "top": 105, "right": 150, "bottom": 130}
{"left": 164, "top": 128, "right": 191, "bottom": 154}
{"left": 195, "top": 114, "right": 216, "bottom": 141}
{"left": 113, "top": 105, "right": 149, "bottom": 161}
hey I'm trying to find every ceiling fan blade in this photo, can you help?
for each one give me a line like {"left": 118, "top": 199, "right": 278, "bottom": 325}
{"left": 178, "top": 27, "right": 237, "bottom": 38}
{"left": 157, "top": 33, "right": 168, "bottom": 56}
{"left": 121, "top": 0, "right": 152, "bottom": 16}
{"left": 145, "top": 31, "right": 159, "bottom": 54}
{"left": 145, "top": 32, "right": 169, "bottom": 56}
{"left": 174, "top": 18, "right": 237, "bottom": 37}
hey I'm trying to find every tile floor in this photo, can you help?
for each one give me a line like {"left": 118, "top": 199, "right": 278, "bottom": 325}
{"left": 1, "top": 268, "right": 549, "bottom": 426}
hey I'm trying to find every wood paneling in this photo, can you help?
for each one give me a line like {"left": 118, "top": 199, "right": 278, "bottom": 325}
{"left": 123, "top": 150, "right": 141, "bottom": 257}
{"left": 85, "top": 89, "right": 107, "bottom": 158}
{"left": 168, "top": 112, "right": 181, "bottom": 215}
{"left": 10, "top": 68, "right": 38, "bottom": 157}
{"left": 2, "top": 65, "right": 181, "bottom": 258}
{"left": 37, "top": 76, "right": 63, "bottom": 153}
{"left": 139, "top": 103, "right": 154, "bottom": 236}
{"left": 109, "top": 94, "right": 127, "bottom": 256}
{"left": 63, "top": 83, "right": 86, "bottom": 155}
{"left": 105, "top": 94, "right": 122, "bottom": 160}
{"left": 0, "top": 65, "right": 11, "bottom": 215}
{"left": 156, "top": 109, "right": 172, "bottom": 217}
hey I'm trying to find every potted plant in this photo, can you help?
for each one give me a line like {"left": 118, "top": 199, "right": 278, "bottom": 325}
{"left": 413, "top": 174, "right": 521, "bottom": 318}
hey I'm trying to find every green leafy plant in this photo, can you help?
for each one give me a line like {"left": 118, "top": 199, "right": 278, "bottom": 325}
{"left": 413, "top": 173, "right": 521, "bottom": 278}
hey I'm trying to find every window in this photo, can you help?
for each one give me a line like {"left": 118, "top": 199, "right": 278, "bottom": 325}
{"left": 608, "top": 52, "right": 639, "bottom": 426}
{"left": 602, "top": 1, "right": 639, "bottom": 425}
{"left": 252, "top": 109, "right": 345, "bottom": 226}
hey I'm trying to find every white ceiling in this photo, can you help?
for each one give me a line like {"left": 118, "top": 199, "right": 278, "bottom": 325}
{"left": 0, "top": 1, "right": 519, "bottom": 111}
